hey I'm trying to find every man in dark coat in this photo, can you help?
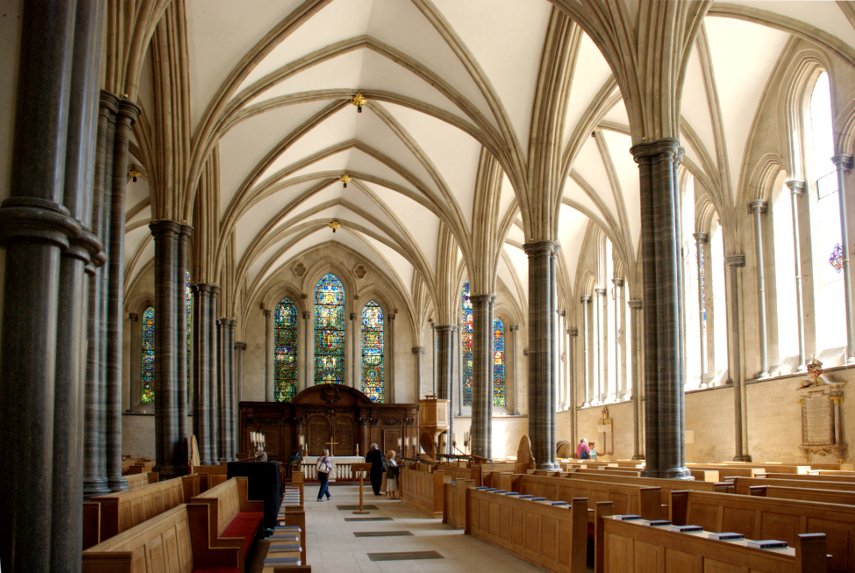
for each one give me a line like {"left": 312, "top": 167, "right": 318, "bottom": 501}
{"left": 365, "top": 442, "right": 386, "bottom": 495}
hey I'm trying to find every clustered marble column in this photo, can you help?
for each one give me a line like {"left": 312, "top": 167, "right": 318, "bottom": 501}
{"left": 693, "top": 233, "right": 709, "bottom": 386}
{"left": 218, "top": 318, "right": 236, "bottom": 461}
{"left": 435, "top": 324, "right": 456, "bottom": 454}
{"left": 192, "top": 284, "right": 216, "bottom": 464}
{"left": 412, "top": 346, "right": 424, "bottom": 398}
{"left": 0, "top": 1, "right": 104, "bottom": 569}
{"left": 350, "top": 312, "right": 359, "bottom": 389}
{"left": 524, "top": 240, "right": 559, "bottom": 470}
{"left": 208, "top": 287, "right": 221, "bottom": 462}
{"left": 568, "top": 327, "right": 578, "bottom": 444}
{"left": 234, "top": 341, "right": 246, "bottom": 407}
{"left": 175, "top": 225, "right": 192, "bottom": 469}
{"left": 613, "top": 278, "right": 627, "bottom": 399}
{"left": 632, "top": 139, "right": 689, "bottom": 479}
{"left": 470, "top": 294, "right": 495, "bottom": 459}
{"left": 628, "top": 299, "right": 644, "bottom": 460}
{"left": 596, "top": 287, "right": 608, "bottom": 402}
{"left": 387, "top": 313, "right": 396, "bottom": 403}
{"left": 263, "top": 308, "right": 272, "bottom": 400}
{"left": 727, "top": 254, "right": 751, "bottom": 462}
{"left": 302, "top": 311, "right": 311, "bottom": 390}
{"left": 581, "top": 295, "right": 593, "bottom": 405}
{"left": 749, "top": 200, "right": 770, "bottom": 378}
{"left": 832, "top": 154, "right": 854, "bottom": 360}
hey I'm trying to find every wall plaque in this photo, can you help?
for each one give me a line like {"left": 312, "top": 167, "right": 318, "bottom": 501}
{"left": 798, "top": 357, "right": 847, "bottom": 462}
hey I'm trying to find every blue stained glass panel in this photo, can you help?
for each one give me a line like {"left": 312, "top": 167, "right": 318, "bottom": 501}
{"left": 141, "top": 306, "right": 155, "bottom": 404}
{"left": 461, "top": 281, "right": 473, "bottom": 406}
{"left": 314, "top": 273, "right": 345, "bottom": 384}
{"left": 274, "top": 297, "right": 299, "bottom": 401}
{"left": 361, "top": 300, "right": 384, "bottom": 402}
{"left": 493, "top": 317, "right": 506, "bottom": 406}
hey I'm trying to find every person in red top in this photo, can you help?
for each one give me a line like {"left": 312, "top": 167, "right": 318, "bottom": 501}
{"left": 576, "top": 438, "right": 590, "bottom": 460}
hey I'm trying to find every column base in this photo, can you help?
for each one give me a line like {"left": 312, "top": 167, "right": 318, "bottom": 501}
{"left": 154, "top": 463, "right": 188, "bottom": 480}
{"left": 631, "top": 454, "right": 646, "bottom": 461}
{"left": 537, "top": 461, "right": 560, "bottom": 471}
{"left": 732, "top": 455, "right": 752, "bottom": 462}
{"left": 642, "top": 466, "right": 692, "bottom": 479}
{"left": 83, "top": 479, "right": 111, "bottom": 498}
{"left": 108, "top": 476, "right": 129, "bottom": 492}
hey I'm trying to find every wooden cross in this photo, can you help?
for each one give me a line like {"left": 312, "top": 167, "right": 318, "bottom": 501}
{"left": 325, "top": 439, "right": 339, "bottom": 456}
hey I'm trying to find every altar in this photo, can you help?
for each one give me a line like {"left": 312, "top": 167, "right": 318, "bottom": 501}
{"left": 239, "top": 383, "right": 419, "bottom": 480}
{"left": 301, "top": 456, "right": 364, "bottom": 481}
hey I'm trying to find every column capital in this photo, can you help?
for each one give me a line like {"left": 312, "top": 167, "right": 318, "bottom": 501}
{"left": 128, "top": 312, "right": 139, "bottom": 321}
{"left": 748, "top": 199, "right": 768, "bottom": 214}
{"left": 412, "top": 346, "right": 424, "bottom": 354}
{"left": 595, "top": 287, "right": 607, "bottom": 296}
{"left": 469, "top": 293, "right": 495, "bottom": 306}
{"left": 509, "top": 324, "right": 519, "bottom": 332}
{"left": 387, "top": 313, "right": 397, "bottom": 321}
{"left": 116, "top": 98, "right": 142, "bottom": 123}
{"left": 785, "top": 179, "right": 806, "bottom": 195}
{"left": 580, "top": 295, "right": 591, "bottom": 303}
{"left": 612, "top": 277, "right": 625, "bottom": 287}
{"left": 179, "top": 223, "right": 193, "bottom": 238}
{"left": 149, "top": 219, "right": 183, "bottom": 237}
{"left": 693, "top": 232, "right": 709, "bottom": 243}
{"left": 209, "top": 284, "right": 221, "bottom": 296}
{"left": 831, "top": 154, "right": 853, "bottom": 170}
{"left": 192, "top": 282, "right": 217, "bottom": 295}
{"left": 234, "top": 342, "right": 247, "bottom": 351}
{"left": 349, "top": 312, "right": 357, "bottom": 320}
{"left": 726, "top": 254, "right": 746, "bottom": 268}
{"left": 434, "top": 324, "right": 457, "bottom": 334}
{"left": 263, "top": 308, "right": 272, "bottom": 318}
{"left": 301, "top": 311, "right": 309, "bottom": 320}
{"left": 630, "top": 138, "right": 682, "bottom": 164}
{"left": 218, "top": 318, "right": 236, "bottom": 327}
{"left": 522, "top": 240, "right": 559, "bottom": 257}
{"left": 628, "top": 299, "right": 643, "bottom": 310}
{"left": 99, "top": 90, "right": 120, "bottom": 116}
{"left": 568, "top": 327, "right": 579, "bottom": 337}
{"left": 0, "top": 197, "right": 78, "bottom": 250}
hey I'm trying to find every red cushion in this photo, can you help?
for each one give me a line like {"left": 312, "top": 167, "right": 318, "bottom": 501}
{"left": 222, "top": 511, "right": 263, "bottom": 554}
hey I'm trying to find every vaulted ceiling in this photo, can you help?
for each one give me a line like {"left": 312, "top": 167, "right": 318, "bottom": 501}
{"left": 123, "top": 0, "right": 855, "bottom": 325}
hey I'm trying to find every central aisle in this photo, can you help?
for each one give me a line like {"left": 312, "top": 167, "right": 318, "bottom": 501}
{"left": 257, "top": 482, "right": 549, "bottom": 572}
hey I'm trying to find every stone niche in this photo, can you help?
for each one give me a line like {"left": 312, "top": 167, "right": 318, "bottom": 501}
{"left": 798, "top": 377, "right": 847, "bottom": 463}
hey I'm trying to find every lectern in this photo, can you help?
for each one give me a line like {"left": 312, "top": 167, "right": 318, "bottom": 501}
{"left": 351, "top": 462, "right": 371, "bottom": 514}
{"left": 418, "top": 396, "right": 448, "bottom": 461}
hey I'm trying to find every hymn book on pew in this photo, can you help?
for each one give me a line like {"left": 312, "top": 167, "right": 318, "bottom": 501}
{"left": 708, "top": 532, "right": 744, "bottom": 540}
{"left": 746, "top": 539, "right": 789, "bottom": 549}
{"left": 671, "top": 524, "right": 702, "bottom": 532}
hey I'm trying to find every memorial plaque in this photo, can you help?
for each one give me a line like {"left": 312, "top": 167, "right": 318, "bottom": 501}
{"left": 803, "top": 393, "right": 834, "bottom": 445}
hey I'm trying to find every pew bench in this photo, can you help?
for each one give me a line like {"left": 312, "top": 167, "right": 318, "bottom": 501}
{"left": 729, "top": 476, "right": 855, "bottom": 495}
{"left": 400, "top": 467, "right": 450, "bottom": 516}
{"left": 595, "top": 502, "right": 827, "bottom": 573}
{"left": 88, "top": 475, "right": 200, "bottom": 544}
{"left": 125, "top": 472, "right": 158, "bottom": 490}
{"left": 750, "top": 484, "right": 855, "bottom": 505}
{"left": 466, "top": 488, "right": 588, "bottom": 572}
{"left": 670, "top": 489, "right": 855, "bottom": 572}
{"left": 188, "top": 477, "right": 264, "bottom": 571}
{"left": 83, "top": 504, "right": 241, "bottom": 573}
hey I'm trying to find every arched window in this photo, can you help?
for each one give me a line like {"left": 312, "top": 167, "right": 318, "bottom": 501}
{"left": 461, "top": 281, "right": 473, "bottom": 406}
{"left": 773, "top": 182, "right": 799, "bottom": 365}
{"left": 314, "top": 273, "right": 345, "bottom": 384}
{"left": 274, "top": 297, "right": 299, "bottom": 402}
{"left": 141, "top": 305, "right": 155, "bottom": 404}
{"left": 361, "top": 300, "right": 385, "bottom": 402}
{"left": 710, "top": 216, "right": 728, "bottom": 380}
{"left": 808, "top": 72, "right": 845, "bottom": 353}
{"left": 681, "top": 174, "right": 702, "bottom": 389}
{"left": 492, "top": 317, "right": 506, "bottom": 407}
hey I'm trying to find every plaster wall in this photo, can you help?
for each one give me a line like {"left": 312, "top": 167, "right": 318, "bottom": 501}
{"left": 567, "top": 401, "right": 635, "bottom": 460}
{"left": 122, "top": 413, "right": 156, "bottom": 459}
{"left": 447, "top": 415, "right": 529, "bottom": 460}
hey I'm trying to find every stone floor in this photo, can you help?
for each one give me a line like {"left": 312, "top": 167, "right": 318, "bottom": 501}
{"left": 251, "top": 482, "right": 553, "bottom": 572}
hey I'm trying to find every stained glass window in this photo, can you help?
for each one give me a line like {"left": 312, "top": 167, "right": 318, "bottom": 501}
{"left": 314, "top": 273, "right": 345, "bottom": 384}
{"left": 461, "top": 281, "right": 473, "bottom": 406}
{"left": 361, "top": 300, "right": 384, "bottom": 402}
{"left": 493, "top": 317, "right": 506, "bottom": 406}
{"left": 141, "top": 306, "right": 155, "bottom": 404}
{"left": 830, "top": 243, "right": 844, "bottom": 273}
{"left": 274, "top": 297, "right": 299, "bottom": 401}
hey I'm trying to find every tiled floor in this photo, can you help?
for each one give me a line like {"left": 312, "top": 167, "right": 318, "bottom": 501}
{"left": 253, "top": 483, "right": 551, "bottom": 572}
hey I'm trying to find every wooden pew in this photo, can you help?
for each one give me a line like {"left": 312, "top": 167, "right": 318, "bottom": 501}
{"left": 193, "top": 464, "right": 229, "bottom": 491}
{"left": 571, "top": 466, "right": 719, "bottom": 482}
{"left": 729, "top": 476, "right": 855, "bottom": 495}
{"left": 760, "top": 472, "right": 855, "bottom": 483}
{"left": 400, "top": 467, "right": 449, "bottom": 516}
{"left": 125, "top": 472, "right": 158, "bottom": 490}
{"left": 749, "top": 484, "right": 855, "bottom": 505}
{"left": 188, "top": 477, "right": 264, "bottom": 572}
{"left": 444, "top": 479, "right": 476, "bottom": 529}
{"left": 83, "top": 504, "right": 241, "bottom": 573}
{"left": 87, "top": 475, "right": 200, "bottom": 544}
{"left": 467, "top": 488, "right": 588, "bottom": 572}
{"left": 595, "top": 502, "right": 827, "bottom": 573}
{"left": 670, "top": 489, "right": 855, "bottom": 572}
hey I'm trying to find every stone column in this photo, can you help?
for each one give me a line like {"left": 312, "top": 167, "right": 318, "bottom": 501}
{"left": 412, "top": 346, "right": 424, "bottom": 399}
{"left": 263, "top": 308, "right": 272, "bottom": 400}
{"left": 524, "top": 240, "right": 559, "bottom": 470}
{"left": 693, "top": 233, "right": 709, "bottom": 386}
{"left": 435, "top": 324, "right": 456, "bottom": 454}
{"left": 387, "top": 312, "right": 396, "bottom": 403}
{"left": 832, "top": 154, "right": 854, "bottom": 361}
{"left": 219, "top": 318, "right": 236, "bottom": 460}
{"left": 632, "top": 139, "right": 688, "bottom": 478}
{"left": 509, "top": 324, "right": 520, "bottom": 414}
{"left": 628, "top": 299, "right": 644, "bottom": 460}
{"left": 787, "top": 179, "right": 808, "bottom": 369}
{"left": 431, "top": 322, "right": 437, "bottom": 396}
{"left": 568, "top": 327, "right": 578, "bottom": 444}
{"left": 192, "top": 284, "right": 214, "bottom": 464}
{"left": 749, "top": 201, "right": 770, "bottom": 377}
{"left": 613, "top": 279, "right": 626, "bottom": 399}
{"left": 470, "top": 294, "right": 494, "bottom": 459}
{"left": 351, "top": 312, "right": 359, "bottom": 389}
{"left": 208, "top": 287, "right": 220, "bottom": 462}
{"left": 226, "top": 320, "right": 237, "bottom": 459}
{"left": 0, "top": 2, "right": 92, "bottom": 568}
{"left": 302, "top": 311, "right": 311, "bottom": 389}
{"left": 151, "top": 220, "right": 182, "bottom": 478}
{"left": 235, "top": 342, "right": 246, "bottom": 407}
{"left": 727, "top": 255, "right": 751, "bottom": 462}
{"left": 175, "top": 225, "right": 192, "bottom": 468}
{"left": 84, "top": 91, "right": 116, "bottom": 499}
{"left": 596, "top": 287, "right": 608, "bottom": 402}
{"left": 581, "top": 295, "right": 592, "bottom": 405}
{"left": 558, "top": 311, "right": 566, "bottom": 408}
{"left": 106, "top": 98, "right": 141, "bottom": 492}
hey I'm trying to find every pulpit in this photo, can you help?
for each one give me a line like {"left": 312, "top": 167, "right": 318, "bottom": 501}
{"left": 418, "top": 396, "right": 448, "bottom": 461}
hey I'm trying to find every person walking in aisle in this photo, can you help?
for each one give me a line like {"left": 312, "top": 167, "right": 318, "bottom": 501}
{"left": 316, "top": 449, "right": 333, "bottom": 501}
{"left": 365, "top": 443, "right": 386, "bottom": 495}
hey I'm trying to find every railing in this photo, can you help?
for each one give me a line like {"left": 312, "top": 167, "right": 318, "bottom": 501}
{"left": 300, "top": 461, "right": 359, "bottom": 481}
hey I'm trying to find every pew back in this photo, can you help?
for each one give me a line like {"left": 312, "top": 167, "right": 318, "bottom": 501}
{"left": 750, "top": 484, "right": 855, "bottom": 505}
{"left": 517, "top": 474, "right": 662, "bottom": 520}
{"left": 671, "top": 489, "right": 855, "bottom": 572}
{"left": 730, "top": 476, "right": 855, "bottom": 495}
